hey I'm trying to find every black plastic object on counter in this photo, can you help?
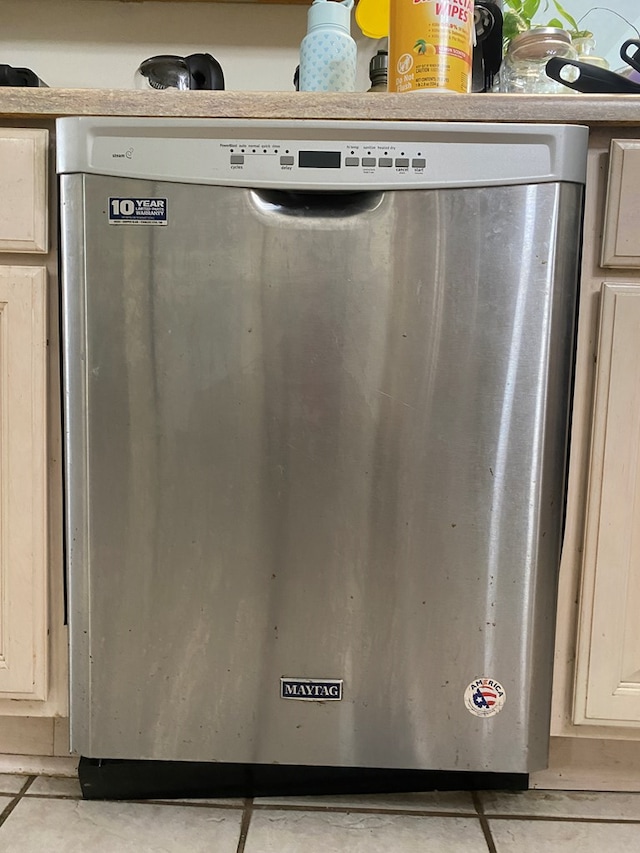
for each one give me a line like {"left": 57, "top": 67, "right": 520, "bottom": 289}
{"left": 136, "top": 53, "right": 224, "bottom": 90}
{"left": 0, "top": 64, "right": 47, "bottom": 87}
{"left": 546, "top": 56, "right": 640, "bottom": 94}
{"left": 472, "top": 2, "right": 503, "bottom": 92}
{"left": 621, "top": 39, "right": 640, "bottom": 75}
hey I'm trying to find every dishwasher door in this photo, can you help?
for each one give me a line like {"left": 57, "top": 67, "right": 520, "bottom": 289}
{"left": 61, "top": 173, "right": 582, "bottom": 773}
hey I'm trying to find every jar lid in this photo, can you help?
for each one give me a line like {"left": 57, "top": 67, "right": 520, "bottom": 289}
{"left": 507, "top": 27, "right": 572, "bottom": 58}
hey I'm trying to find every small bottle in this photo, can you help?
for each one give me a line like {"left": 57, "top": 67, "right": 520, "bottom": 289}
{"left": 299, "top": 0, "right": 357, "bottom": 92}
{"left": 368, "top": 50, "right": 388, "bottom": 92}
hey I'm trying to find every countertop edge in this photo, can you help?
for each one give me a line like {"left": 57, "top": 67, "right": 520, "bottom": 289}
{"left": 2, "top": 89, "right": 640, "bottom": 124}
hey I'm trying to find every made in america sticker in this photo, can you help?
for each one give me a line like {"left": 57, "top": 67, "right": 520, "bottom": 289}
{"left": 464, "top": 677, "right": 506, "bottom": 718}
{"left": 108, "top": 197, "right": 167, "bottom": 225}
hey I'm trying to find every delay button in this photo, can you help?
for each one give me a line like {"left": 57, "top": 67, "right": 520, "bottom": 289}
{"left": 280, "top": 155, "right": 295, "bottom": 166}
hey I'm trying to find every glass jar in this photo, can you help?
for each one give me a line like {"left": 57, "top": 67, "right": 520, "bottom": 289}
{"left": 572, "top": 36, "right": 610, "bottom": 70}
{"left": 501, "top": 27, "right": 578, "bottom": 94}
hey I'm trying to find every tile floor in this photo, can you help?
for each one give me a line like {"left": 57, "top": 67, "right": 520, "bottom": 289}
{"left": 1, "top": 774, "right": 640, "bottom": 851}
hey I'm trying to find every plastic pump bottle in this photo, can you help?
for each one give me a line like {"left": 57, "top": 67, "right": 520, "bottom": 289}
{"left": 299, "top": 0, "right": 357, "bottom": 92}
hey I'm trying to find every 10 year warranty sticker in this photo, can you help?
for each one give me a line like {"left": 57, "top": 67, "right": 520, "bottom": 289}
{"left": 108, "top": 197, "right": 168, "bottom": 225}
{"left": 464, "top": 677, "right": 506, "bottom": 718}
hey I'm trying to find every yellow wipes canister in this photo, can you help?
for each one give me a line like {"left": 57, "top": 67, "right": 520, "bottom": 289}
{"left": 389, "top": 0, "right": 474, "bottom": 93}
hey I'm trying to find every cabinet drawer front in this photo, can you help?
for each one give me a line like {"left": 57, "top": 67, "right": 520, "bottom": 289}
{"left": 0, "top": 129, "right": 48, "bottom": 254}
{"left": 602, "top": 140, "right": 640, "bottom": 268}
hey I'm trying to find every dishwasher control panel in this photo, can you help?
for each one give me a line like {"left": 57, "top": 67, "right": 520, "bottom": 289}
{"left": 218, "top": 139, "right": 427, "bottom": 180}
{"left": 87, "top": 134, "right": 437, "bottom": 189}
{"left": 57, "top": 118, "right": 587, "bottom": 191}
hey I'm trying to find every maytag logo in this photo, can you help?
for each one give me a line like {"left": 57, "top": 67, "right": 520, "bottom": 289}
{"left": 280, "top": 678, "right": 343, "bottom": 701}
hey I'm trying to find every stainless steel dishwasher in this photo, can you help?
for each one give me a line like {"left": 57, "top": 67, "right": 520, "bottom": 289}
{"left": 57, "top": 118, "right": 587, "bottom": 799}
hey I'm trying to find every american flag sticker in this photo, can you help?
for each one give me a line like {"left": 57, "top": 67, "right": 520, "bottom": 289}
{"left": 464, "top": 677, "right": 506, "bottom": 718}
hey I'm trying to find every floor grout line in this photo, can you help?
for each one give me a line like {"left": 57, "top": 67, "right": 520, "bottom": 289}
{"left": 0, "top": 775, "right": 36, "bottom": 830}
{"left": 132, "top": 799, "right": 246, "bottom": 809}
{"left": 484, "top": 813, "right": 640, "bottom": 824}
{"left": 7, "top": 776, "right": 640, "bottom": 833}
{"left": 252, "top": 803, "right": 480, "bottom": 817}
{"left": 473, "top": 792, "right": 498, "bottom": 853}
{"left": 15, "top": 793, "right": 640, "bottom": 825}
{"left": 235, "top": 798, "right": 253, "bottom": 853}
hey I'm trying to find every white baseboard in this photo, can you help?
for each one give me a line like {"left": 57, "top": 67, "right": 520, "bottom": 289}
{"left": 531, "top": 737, "right": 640, "bottom": 791}
{"left": 0, "top": 754, "right": 78, "bottom": 777}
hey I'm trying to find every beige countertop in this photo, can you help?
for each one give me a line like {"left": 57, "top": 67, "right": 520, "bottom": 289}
{"left": 2, "top": 88, "right": 640, "bottom": 124}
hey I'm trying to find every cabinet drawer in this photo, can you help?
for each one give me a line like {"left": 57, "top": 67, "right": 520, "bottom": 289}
{"left": 602, "top": 140, "right": 640, "bottom": 268}
{"left": 0, "top": 129, "right": 48, "bottom": 253}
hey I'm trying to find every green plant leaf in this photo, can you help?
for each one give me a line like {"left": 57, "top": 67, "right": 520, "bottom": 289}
{"left": 503, "top": 11, "right": 529, "bottom": 32}
{"left": 546, "top": 17, "right": 564, "bottom": 28}
{"left": 522, "top": 0, "right": 541, "bottom": 21}
{"left": 552, "top": 0, "right": 579, "bottom": 31}
{"left": 503, "top": 0, "right": 521, "bottom": 9}
{"left": 503, "top": 10, "right": 530, "bottom": 49}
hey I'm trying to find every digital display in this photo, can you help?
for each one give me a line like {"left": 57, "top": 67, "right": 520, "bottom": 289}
{"left": 299, "top": 150, "right": 342, "bottom": 169}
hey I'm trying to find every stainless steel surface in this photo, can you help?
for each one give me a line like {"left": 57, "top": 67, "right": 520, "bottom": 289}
{"left": 61, "top": 158, "right": 583, "bottom": 773}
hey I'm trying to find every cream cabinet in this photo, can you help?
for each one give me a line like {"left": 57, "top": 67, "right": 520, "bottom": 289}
{"left": 0, "top": 129, "right": 48, "bottom": 254}
{"left": 0, "top": 127, "right": 67, "bottom": 732}
{"left": 601, "top": 140, "right": 640, "bottom": 268}
{"left": 572, "top": 282, "right": 640, "bottom": 726}
{"left": 0, "top": 266, "right": 47, "bottom": 700}
{"left": 553, "top": 133, "right": 640, "bottom": 743}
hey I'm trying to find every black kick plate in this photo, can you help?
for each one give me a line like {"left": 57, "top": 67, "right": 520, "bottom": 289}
{"left": 78, "top": 757, "right": 528, "bottom": 800}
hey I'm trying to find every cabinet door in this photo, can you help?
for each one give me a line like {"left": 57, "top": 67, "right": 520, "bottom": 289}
{"left": 602, "top": 140, "right": 640, "bottom": 268}
{"left": 573, "top": 282, "right": 640, "bottom": 726}
{"left": 0, "top": 129, "right": 48, "bottom": 254}
{"left": 0, "top": 266, "right": 47, "bottom": 700}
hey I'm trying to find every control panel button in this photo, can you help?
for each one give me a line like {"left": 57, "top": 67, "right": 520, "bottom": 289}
{"left": 412, "top": 158, "right": 426, "bottom": 169}
{"left": 280, "top": 155, "right": 295, "bottom": 166}
{"left": 230, "top": 155, "right": 245, "bottom": 165}
{"left": 362, "top": 157, "right": 376, "bottom": 167}
{"left": 378, "top": 157, "right": 393, "bottom": 167}
{"left": 395, "top": 158, "right": 410, "bottom": 168}
{"left": 345, "top": 157, "right": 359, "bottom": 166}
